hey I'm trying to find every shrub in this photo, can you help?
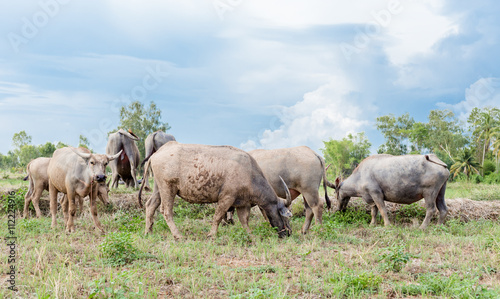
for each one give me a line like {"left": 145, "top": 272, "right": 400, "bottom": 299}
{"left": 484, "top": 173, "right": 500, "bottom": 184}
{"left": 99, "top": 232, "right": 139, "bottom": 266}
{"left": 0, "top": 187, "right": 27, "bottom": 214}
{"left": 378, "top": 244, "right": 415, "bottom": 272}
{"left": 329, "top": 206, "right": 371, "bottom": 226}
{"left": 483, "top": 160, "right": 496, "bottom": 176}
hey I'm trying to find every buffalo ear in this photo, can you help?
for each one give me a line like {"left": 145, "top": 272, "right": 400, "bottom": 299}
{"left": 277, "top": 198, "right": 292, "bottom": 218}
{"left": 279, "top": 206, "right": 292, "bottom": 218}
{"left": 335, "top": 177, "right": 344, "bottom": 189}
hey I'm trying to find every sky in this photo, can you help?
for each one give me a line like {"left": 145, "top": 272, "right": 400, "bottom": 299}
{"left": 1, "top": 0, "right": 500, "bottom": 156}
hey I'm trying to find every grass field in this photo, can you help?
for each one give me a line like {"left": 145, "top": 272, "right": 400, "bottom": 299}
{"left": 1, "top": 176, "right": 500, "bottom": 298}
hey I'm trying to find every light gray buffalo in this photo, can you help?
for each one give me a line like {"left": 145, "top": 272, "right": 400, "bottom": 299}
{"left": 106, "top": 129, "right": 140, "bottom": 188}
{"left": 141, "top": 130, "right": 176, "bottom": 190}
{"left": 334, "top": 154, "right": 450, "bottom": 229}
{"left": 23, "top": 154, "right": 109, "bottom": 218}
{"left": 47, "top": 147, "right": 121, "bottom": 232}
{"left": 227, "top": 146, "right": 333, "bottom": 234}
{"left": 138, "top": 142, "right": 293, "bottom": 239}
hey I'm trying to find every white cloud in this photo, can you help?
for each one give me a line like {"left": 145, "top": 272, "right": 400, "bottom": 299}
{"left": 240, "top": 76, "right": 374, "bottom": 152}
{"left": 384, "top": 0, "right": 458, "bottom": 66}
{"left": 438, "top": 77, "right": 500, "bottom": 120}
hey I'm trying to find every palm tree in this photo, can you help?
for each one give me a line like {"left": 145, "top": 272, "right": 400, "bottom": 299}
{"left": 450, "top": 148, "right": 481, "bottom": 180}
{"left": 492, "top": 128, "right": 500, "bottom": 172}
{"left": 469, "top": 107, "right": 500, "bottom": 173}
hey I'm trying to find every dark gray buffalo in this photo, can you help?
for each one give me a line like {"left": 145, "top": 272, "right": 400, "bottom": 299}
{"left": 334, "top": 154, "right": 450, "bottom": 229}
{"left": 48, "top": 147, "right": 121, "bottom": 232}
{"left": 141, "top": 130, "right": 176, "bottom": 190}
{"left": 138, "top": 142, "right": 293, "bottom": 239}
{"left": 106, "top": 129, "right": 141, "bottom": 188}
{"left": 227, "top": 146, "right": 333, "bottom": 234}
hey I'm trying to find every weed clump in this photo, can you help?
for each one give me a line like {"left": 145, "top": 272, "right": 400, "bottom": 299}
{"left": 99, "top": 232, "right": 140, "bottom": 266}
{"left": 378, "top": 243, "right": 415, "bottom": 272}
{"left": 1, "top": 187, "right": 27, "bottom": 213}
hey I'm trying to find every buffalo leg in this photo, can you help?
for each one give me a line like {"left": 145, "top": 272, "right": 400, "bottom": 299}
{"left": 61, "top": 194, "right": 69, "bottom": 225}
{"left": 144, "top": 165, "right": 151, "bottom": 191}
{"left": 236, "top": 206, "right": 252, "bottom": 234}
{"left": 144, "top": 183, "right": 161, "bottom": 234}
{"left": 420, "top": 189, "right": 439, "bottom": 229}
{"left": 208, "top": 196, "right": 235, "bottom": 238}
{"left": 89, "top": 189, "right": 104, "bottom": 233}
{"left": 157, "top": 183, "right": 182, "bottom": 239}
{"left": 65, "top": 190, "right": 78, "bottom": 233}
{"left": 223, "top": 207, "right": 235, "bottom": 225}
{"left": 31, "top": 186, "right": 44, "bottom": 218}
{"left": 49, "top": 183, "right": 59, "bottom": 228}
{"left": 302, "top": 191, "right": 323, "bottom": 234}
{"left": 23, "top": 192, "right": 32, "bottom": 218}
{"left": 77, "top": 196, "right": 84, "bottom": 215}
{"left": 302, "top": 199, "right": 314, "bottom": 234}
{"left": 111, "top": 173, "right": 120, "bottom": 189}
{"left": 131, "top": 164, "right": 138, "bottom": 189}
{"left": 436, "top": 182, "right": 448, "bottom": 225}
{"left": 369, "top": 191, "right": 391, "bottom": 226}
{"left": 370, "top": 205, "right": 379, "bottom": 226}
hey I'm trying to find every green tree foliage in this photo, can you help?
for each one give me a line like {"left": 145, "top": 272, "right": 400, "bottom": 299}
{"left": 78, "top": 134, "right": 91, "bottom": 150}
{"left": 12, "top": 131, "right": 37, "bottom": 167}
{"left": 377, "top": 110, "right": 468, "bottom": 164}
{"left": 467, "top": 107, "right": 500, "bottom": 173}
{"left": 38, "top": 142, "right": 57, "bottom": 157}
{"left": 376, "top": 113, "right": 414, "bottom": 155}
{"left": 12, "top": 130, "right": 32, "bottom": 149}
{"left": 1, "top": 131, "right": 61, "bottom": 169}
{"left": 111, "top": 101, "right": 170, "bottom": 160}
{"left": 450, "top": 148, "right": 481, "bottom": 180}
{"left": 0, "top": 151, "right": 18, "bottom": 169}
{"left": 322, "top": 132, "right": 371, "bottom": 178}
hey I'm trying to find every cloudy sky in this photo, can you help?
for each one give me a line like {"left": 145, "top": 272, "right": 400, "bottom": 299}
{"left": 1, "top": 0, "right": 499, "bottom": 155}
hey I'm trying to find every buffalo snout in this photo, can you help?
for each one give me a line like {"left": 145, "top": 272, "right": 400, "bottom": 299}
{"left": 95, "top": 174, "right": 107, "bottom": 182}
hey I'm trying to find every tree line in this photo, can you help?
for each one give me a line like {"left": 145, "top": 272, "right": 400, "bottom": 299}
{"left": 0, "top": 101, "right": 168, "bottom": 170}
{"left": 322, "top": 107, "right": 500, "bottom": 183}
{"left": 2, "top": 103, "right": 500, "bottom": 183}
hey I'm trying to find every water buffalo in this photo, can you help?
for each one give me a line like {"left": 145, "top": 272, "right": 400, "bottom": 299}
{"left": 23, "top": 155, "right": 110, "bottom": 218}
{"left": 106, "top": 129, "right": 140, "bottom": 188}
{"left": 334, "top": 154, "right": 450, "bottom": 229}
{"left": 226, "top": 146, "right": 333, "bottom": 234}
{"left": 141, "top": 130, "right": 176, "bottom": 190}
{"left": 138, "top": 142, "right": 292, "bottom": 239}
{"left": 47, "top": 147, "right": 121, "bottom": 232}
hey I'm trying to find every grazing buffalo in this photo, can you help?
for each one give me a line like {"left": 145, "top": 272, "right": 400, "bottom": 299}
{"left": 226, "top": 146, "right": 333, "bottom": 234}
{"left": 23, "top": 154, "right": 109, "bottom": 218}
{"left": 106, "top": 129, "right": 140, "bottom": 188}
{"left": 334, "top": 154, "right": 450, "bottom": 229}
{"left": 47, "top": 147, "right": 121, "bottom": 232}
{"left": 138, "top": 142, "right": 292, "bottom": 239}
{"left": 142, "top": 130, "right": 176, "bottom": 190}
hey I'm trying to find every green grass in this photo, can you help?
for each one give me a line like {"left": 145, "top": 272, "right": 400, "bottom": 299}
{"left": 446, "top": 181, "right": 500, "bottom": 200}
{"left": 1, "top": 175, "right": 500, "bottom": 298}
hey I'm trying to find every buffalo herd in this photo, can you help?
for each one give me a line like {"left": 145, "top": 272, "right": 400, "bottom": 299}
{"left": 22, "top": 129, "right": 450, "bottom": 238}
